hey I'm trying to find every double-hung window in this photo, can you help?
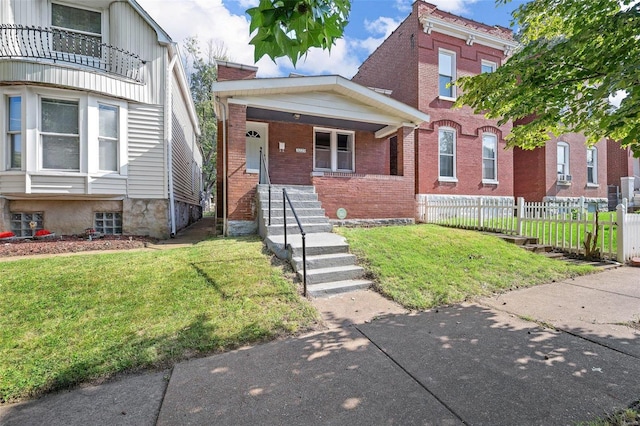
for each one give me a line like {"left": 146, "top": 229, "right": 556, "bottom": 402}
{"left": 438, "top": 128, "right": 456, "bottom": 180}
{"left": 481, "top": 60, "right": 496, "bottom": 74}
{"left": 314, "top": 129, "right": 354, "bottom": 172}
{"left": 482, "top": 133, "right": 497, "bottom": 182}
{"left": 7, "top": 96, "right": 21, "bottom": 169}
{"left": 587, "top": 147, "right": 597, "bottom": 184}
{"left": 51, "top": 3, "right": 102, "bottom": 58}
{"left": 438, "top": 50, "right": 456, "bottom": 99}
{"left": 41, "top": 98, "right": 80, "bottom": 170}
{"left": 98, "top": 104, "right": 118, "bottom": 171}
{"left": 557, "top": 142, "right": 569, "bottom": 179}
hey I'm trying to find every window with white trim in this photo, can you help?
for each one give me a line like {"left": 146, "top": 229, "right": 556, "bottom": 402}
{"left": 482, "top": 133, "right": 497, "bottom": 181}
{"left": 314, "top": 128, "right": 354, "bottom": 172}
{"left": 438, "top": 50, "right": 456, "bottom": 99}
{"left": 481, "top": 60, "right": 496, "bottom": 74}
{"left": 98, "top": 104, "right": 118, "bottom": 171}
{"left": 10, "top": 212, "right": 43, "bottom": 237}
{"left": 438, "top": 128, "right": 456, "bottom": 179}
{"left": 7, "top": 96, "right": 21, "bottom": 169}
{"left": 587, "top": 147, "right": 597, "bottom": 184}
{"left": 557, "top": 142, "right": 569, "bottom": 177}
{"left": 51, "top": 3, "right": 102, "bottom": 58}
{"left": 94, "top": 212, "right": 122, "bottom": 235}
{"left": 41, "top": 98, "right": 80, "bottom": 170}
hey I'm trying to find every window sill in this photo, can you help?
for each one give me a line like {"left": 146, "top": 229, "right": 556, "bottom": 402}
{"left": 438, "top": 177, "right": 458, "bottom": 183}
{"left": 482, "top": 180, "right": 499, "bottom": 186}
{"left": 438, "top": 95, "right": 457, "bottom": 102}
{"left": 245, "top": 169, "right": 259, "bottom": 174}
{"left": 557, "top": 181, "right": 572, "bottom": 186}
{"left": 586, "top": 183, "right": 599, "bottom": 188}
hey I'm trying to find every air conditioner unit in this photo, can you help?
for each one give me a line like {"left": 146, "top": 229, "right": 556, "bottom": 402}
{"left": 558, "top": 174, "right": 572, "bottom": 182}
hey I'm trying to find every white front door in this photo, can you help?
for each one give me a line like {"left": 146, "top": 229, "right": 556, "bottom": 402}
{"left": 245, "top": 122, "right": 268, "bottom": 174}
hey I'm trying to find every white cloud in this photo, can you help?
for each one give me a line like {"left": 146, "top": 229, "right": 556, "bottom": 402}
{"left": 427, "top": 0, "right": 480, "bottom": 15}
{"left": 234, "top": 0, "right": 259, "bottom": 8}
{"left": 394, "top": 0, "right": 412, "bottom": 13}
{"left": 609, "top": 90, "right": 627, "bottom": 108}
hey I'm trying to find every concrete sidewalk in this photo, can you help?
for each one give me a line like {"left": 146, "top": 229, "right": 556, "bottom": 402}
{"left": 1, "top": 267, "right": 638, "bottom": 425}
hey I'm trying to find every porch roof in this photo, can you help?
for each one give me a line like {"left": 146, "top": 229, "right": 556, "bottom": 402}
{"left": 212, "top": 75, "right": 430, "bottom": 138}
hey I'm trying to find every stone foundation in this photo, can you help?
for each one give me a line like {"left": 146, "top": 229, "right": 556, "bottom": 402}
{"left": 0, "top": 198, "right": 9, "bottom": 233}
{"left": 227, "top": 220, "right": 257, "bottom": 236}
{"left": 8, "top": 200, "right": 123, "bottom": 236}
{"left": 122, "top": 199, "right": 170, "bottom": 239}
{"left": 331, "top": 218, "right": 414, "bottom": 228}
{"left": 542, "top": 196, "right": 608, "bottom": 213}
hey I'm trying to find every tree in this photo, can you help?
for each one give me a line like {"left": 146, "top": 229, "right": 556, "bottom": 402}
{"left": 456, "top": 0, "right": 640, "bottom": 154}
{"left": 183, "top": 36, "right": 230, "bottom": 207}
{"left": 247, "top": 0, "right": 350, "bottom": 65}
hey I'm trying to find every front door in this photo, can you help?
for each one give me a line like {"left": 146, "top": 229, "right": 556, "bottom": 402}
{"left": 245, "top": 122, "right": 268, "bottom": 174}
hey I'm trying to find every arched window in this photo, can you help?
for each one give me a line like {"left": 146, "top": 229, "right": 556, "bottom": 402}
{"left": 438, "top": 127, "right": 456, "bottom": 180}
{"left": 482, "top": 133, "right": 498, "bottom": 182}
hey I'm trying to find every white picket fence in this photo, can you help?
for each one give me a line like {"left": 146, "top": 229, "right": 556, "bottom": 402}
{"left": 417, "top": 195, "right": 640, "bottom": 262}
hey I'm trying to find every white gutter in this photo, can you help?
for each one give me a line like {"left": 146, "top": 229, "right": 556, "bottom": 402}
{"left": 166, "top": 52, "right": 179, "bottom": 237}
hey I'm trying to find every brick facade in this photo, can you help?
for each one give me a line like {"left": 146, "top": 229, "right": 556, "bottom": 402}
{"left": 513, "top": 135, "right": 608, "bottom": 201}
{"left": 606, "top": 139, "right": 634, "bottom": 188}
{"left": 353, "top": 1, "right": 514, "bottom": 199}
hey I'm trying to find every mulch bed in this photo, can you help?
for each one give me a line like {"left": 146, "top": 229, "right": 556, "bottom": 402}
{"left": 0, "top": 235, "right": 157, "bottom": 258}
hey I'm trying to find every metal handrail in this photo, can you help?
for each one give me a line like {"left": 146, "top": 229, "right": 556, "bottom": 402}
{"left": 0, "top": 24, "right": 145, "bottom": 83}
{"left": 258, "top": 147, "right": 272, "bottom": 226}
{"left": 283, "top": 188, "right": 307, "bottom": 297}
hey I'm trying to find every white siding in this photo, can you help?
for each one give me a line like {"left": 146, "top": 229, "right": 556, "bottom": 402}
{"left": 128, "top": 104, "right": 166, "bottom": 199}
{"left": 0, "top": 174, "right": 26, "bottom": 193}
{"left": 31, "top": 175, "right": 86, "bottom": 194}
{"left": 171, "top": 79, "right": 201, "bottom": 204}
{"left": 90, "top": 177, "right": 127, "bottom": 195}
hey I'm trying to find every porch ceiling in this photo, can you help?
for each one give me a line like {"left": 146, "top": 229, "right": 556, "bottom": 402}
{"left": 247, "top": 107, "right": 385, "bottom": 132}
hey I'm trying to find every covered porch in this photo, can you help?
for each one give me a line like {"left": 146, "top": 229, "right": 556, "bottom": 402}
{"left": 213, "top": 73, "right": 429, "bottom": 236}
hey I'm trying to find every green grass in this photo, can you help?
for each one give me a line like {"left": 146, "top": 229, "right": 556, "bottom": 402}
{"left": 337, "top": 224, "right": 596, "bottom": 310}
{"left": 0, "top": 237, "right": 317, "bottom": 402}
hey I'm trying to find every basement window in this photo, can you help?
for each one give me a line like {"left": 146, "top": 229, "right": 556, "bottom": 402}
{"left": 94, "top": 212, "right": 122, "bottom": 234}
{"left": 10, "top": 212, "right": 43, "bottom": 237}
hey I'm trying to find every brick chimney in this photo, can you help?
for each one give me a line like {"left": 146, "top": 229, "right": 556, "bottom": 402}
{"left": 216, "top": 60, "right": 258, "bottom": 81}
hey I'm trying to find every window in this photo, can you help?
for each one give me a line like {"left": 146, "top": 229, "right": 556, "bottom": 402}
{"left": 482, "top": 133, "right": 497, "bottom": 181}
{"left": 7, "top": 96, "right": 21, "bottom": 169}
{"left": 438, "top": 128, "right": 456, "bottom": 179}
{"left": 314, "top": 129, "right": 354, "bottom": 172}
{"left": 481, "top": 60, "right": 496, "bottom": 74}
{"left": 587, "top": 147, "right": 597, "bottom": 184}
{"left": 557, "top": 142, "right": 569, "bottom": 177}
{"left": 439, "top": 50, "right": 455, "bottom": 99}
{"left": 51, "top": 3, "right": 102, "bottom": 57}
{"left": 95, "top": 212, "right": 122, "bottom": 234}
{"left": 10, "top": 212, "right": 43, "bottom": 237}
{"left": 41, "top": 98, "right": 80, "bottom": 170}
{"left": 98, "top": 104, "right": 118, "bottom": 171}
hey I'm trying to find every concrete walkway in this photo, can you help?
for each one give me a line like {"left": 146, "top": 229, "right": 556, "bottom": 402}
{"left": 1, "top": 267, "right": 638, "bottom": 425}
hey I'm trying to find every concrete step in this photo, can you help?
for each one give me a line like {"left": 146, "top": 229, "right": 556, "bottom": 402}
{"left": 263, "top": 216, "right": 329, "bottom": 225}
{"left": 257, "top": 191, "right": 319, "bottom": 202}
{"left": 261, "top": 207, "right": 326, "bottom": 218}
{"left": 301, "top": 265, "right": 365, "bottom": 285}
{"left": 523, "top": 244, "right": 553, "bottom": 253}
{"left": 266, "top": 223, "right": 334, "bottom": 236}
{"left": 500, "top": 235, "right": 539, "bottom": 246}
{"left": 307, "top": 279, "right": 374, "bottom": 297}
{"left": 260, "top": 200, "right": 323, "bottom": 209}
{"left": 258, "top": 184, "right": 316, "bottom": 194}
{"left": 266, "top": 233, "right": 350, "bottom": 259}
{"left": 292, "top": 252, "right": 357, "bottom": 271}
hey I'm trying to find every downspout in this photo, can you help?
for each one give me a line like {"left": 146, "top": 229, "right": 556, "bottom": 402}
{"left": 166, "top": 52, "right": 178, "bottom": 237}
{"left": 215, "top": 97, "right": 228, "bottom": 237}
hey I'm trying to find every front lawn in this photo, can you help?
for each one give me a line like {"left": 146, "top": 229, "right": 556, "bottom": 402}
{"left": 0, "top": 237, "right": 317, "bottom": 402}
{"left": 337, "top": 224, "right": 596, "bottom": 309}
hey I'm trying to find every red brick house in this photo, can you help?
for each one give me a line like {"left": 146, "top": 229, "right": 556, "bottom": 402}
{"left": 353, "top": 1, "right": 518, "bottom": 205}
{"left": 607, "top": 140, "right": 640, "bottom": 208}
{"left": 213, "top": 61, "right": 429, "bottom": 235}
{"left": 513, "top": 134, "right": 608, "bottom": 209}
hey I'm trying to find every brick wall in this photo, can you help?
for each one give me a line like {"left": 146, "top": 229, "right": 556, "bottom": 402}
{"left": 353, "top": 0, "right": 514, "bottom": 198}
{"left": 217, "top": 63, "right": 257, "bottom": 81}
{"left": 313, "top": 126, "right": 416, "bottom": 219}
{"left": 514, "top": 135, "right": 607, "bottom": 201}
{"left": 606, "top": 139, "right": 633, "bottom": 187}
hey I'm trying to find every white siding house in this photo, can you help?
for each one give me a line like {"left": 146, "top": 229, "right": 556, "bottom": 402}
{"left": 0, "top": 0, "right": 202, "bottom": 238}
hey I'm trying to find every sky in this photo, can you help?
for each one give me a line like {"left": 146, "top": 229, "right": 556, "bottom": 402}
{"left": 136, "top": 0, "right": 527, "bottom": 78}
